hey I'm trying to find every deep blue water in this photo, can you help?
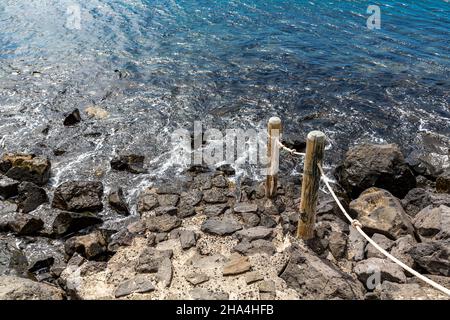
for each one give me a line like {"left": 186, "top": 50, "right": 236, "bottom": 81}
{"left": 0, "top": 1, "right": 449, "bottom": 187}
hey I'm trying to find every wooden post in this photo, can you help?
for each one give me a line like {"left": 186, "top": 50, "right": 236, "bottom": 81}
{"left": 297, "top": 131, "right": 326, "bottom": 239}
{"left": 265, "top": 117, "right": 281, "bottom": 198}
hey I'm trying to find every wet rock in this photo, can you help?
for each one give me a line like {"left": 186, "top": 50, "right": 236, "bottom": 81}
{"left": 157, "top": 194, "right": 179, "bottom": 207}
{"left": 203, "top": 204, "right": 228, "bottom": 217}
{"left": 108, "top": 187, "right": 129, "bottom": 215}
{"left": 110, "top": 154, "right": 147, "bottom": 174}
{"left": 234, "top": 203, "right": 258, "bottom": 213}
{"left": 0, "top": 275, "right": 64, "bottom": 300}
{"left": 0, "top": 153, "right": 51, "bottom": 186}
{"left": 154, "top": 206, "right": 177, "bottom": 216}
{"left": 9, "top": 214, "right": 44, "bottom": 236}
{"left": 136, "top": 248, "right": 173, "bottom": 273}
{"left": 137, "top": 189, "right": 158, "bottom": 214}
{"left": 406, "top": 131, "right": 450, "bottom": 178}
{"left": 350, "top": 188, "right": 415, "bottom": 239}
{"left": 0, "top": 236, "right": 28, "bottom": 276}
{"left": 65, "top": 230, "right": 107, "bottom": 260}
{"left": 223, "top": 255, "right": 251, "bottom": 276}
{"left": 336, "top": 143, "right": 416, "bottom": 199}
{"left": 212, "top": 175, "right": 228, "bottom": 188}
{"left": 16, "top": 182, "right": 48, "bottom": 213}
{"left": 235, "top": 227, "right": 274, "bottom": 242}
{"left": 179, "top": 230, "right": 197, "bottom": 250}
{"left": 52, "top": 211, "right": 102, "bottom": 236}
{"left": 436, "top": 170, "right": 450, "bottom": 194}
{"left": 413, "top": 205, "right": 450, "bottom": 239}
{"left": 203, "top": 187, "right": 228, "bottom": 203}
{"left": 233, "top": 239, "right": 276, "bottom": 256}
{"left": 408, "top": 240, "right": 450, "bottom": 276}
{"left": 280, "top": 243, "right": 364, "bottom": 299}
{"left": 22, "top": 239, "right": 65, "bottom": 274}
{"left": 201, "top": 217, "right": 242, "bottom": 236}
{"left": 245, "top": 271, "right": 263, "bottom": 285}
{"left": 156, "top": 257, "right": 173, "bottom": 287}
{"left": 115, "top": 275, "right": 155, "bottom": 298}
{"left": 189, "top": 288, "right": 229, "bottom": 300}
{"left": 365, "top": 234, "right": 394, "bottom": 259}
{"left": 216, "top": 164, "right": 235, "bottom": 176}
{"left": 52, "top": 181, "right": 104, "bottom": 213}
{"left": 145, "top": 214, "right": 181, "bottom": 233}
{"left": 354, "top": 258, "right": 406, "bottom": 289}
{"left": 63, "top": 109, "right": 81, "bottom": 126}
{"left": 0, "top": 177, "right": 19, "bottom": 200}
{"left": 328, "top": 231, "right": 348, "bottom": 259}
{"left": 185, "top": 273, "right": 209, "bottom": 286}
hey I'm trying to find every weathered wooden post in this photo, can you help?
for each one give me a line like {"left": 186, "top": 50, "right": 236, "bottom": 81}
{"left": 265, "top": 117, "right": 281, "bottom": 198}
{"left": 297, "top": 131, "right": 326, "bottom": 239}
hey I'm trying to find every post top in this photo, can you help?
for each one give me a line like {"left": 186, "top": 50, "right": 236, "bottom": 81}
{"left": 307, "top": 130, "right": 326, "bottom": 140}
{"left": 268, "top": 117, "right": 281, "bottom": 125}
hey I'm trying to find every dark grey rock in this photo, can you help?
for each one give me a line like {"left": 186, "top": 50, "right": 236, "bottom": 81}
{"left": 157, "top": 194, "right": 179, "bottom": 207}
{"left": 259, "top": 214, "right": 277, "bottom": 228}
{"left": 241, "top": 212, "right": 260, "bottom": 227}
{"left": 201, "top": 217, "right": 242, "bottom": 235}
{"left": 154, "top": 206, "right": 178, "bottom": 216}
{"left": 110, "top": 154, "right": 147, "bottom": 174}
{"left": 280, "top": 243, "right": 365, "bottom": 299}
{"left": 156, "top": 257, "right": 173, "bottom": 287}
{"left": 235, "top": 227, "right": 274, "bottom": 242}
{"left": 52, "top": 181, "right": 103, "bottom": 213}
{"left": 365, "top": 233, "right": 394, "bottom": 259}
{"left": 108, "top": 187, "right": 129, "bottom": 215}
{"left": 63, "top": 109, "right": 81, "bottom": 126}
{"left": 17, "top": 182, "right": 48, "bottom": 213}
{"left": 203, "top": 188, "right": 228, "bottom": 203}
{"left": 9, "top": 214, "right": 44, "bottom": 236}
{"left": 329, "top": 231, "right": 348, "bottom": 259}
{"left": 52, "top": 211, "right": 102, "bottom": 236}
{"left": 216, "top": 164, "right": 235, "bottom": 176}
{"left": 136, "top": 248, "right": 173, "bottom": 274}
{"left": 137, "top": 189, "right": 158, "bottom": 214}
{"left": 192, "top": 173, "right": 213, "bottom": 190}
{"left": 185, "top": 273, "right": 209, "bottom": 286}
{"left": 413, "top": 205, "right": 450, "bottom": 239}
{"left": 336, "top": 143, "right": 416, "bottom": 199}
{"left": 354, "top": 257, "right": 406, "bottom": 289}
{"left": 145, "top": 214, "right": 181, "bottom": 233}
{"left": 212, "top": 175, "right": 228, "bottom": 188}
{"left": 0, "top": 177, "right": 19, "bottom": 200}
{"left": 408, "top": 240, "right": 450, "bottom": 276}
{"left": 179, "top": 230, "right": 197, "bottom": 250}
{"left": 115, "top": 275, "right": 155, "bottom": 298}
{"left": 203, "top": 204, "right": 228, "bottom": 217}
{"left": 436, "top": 170, "right": 450, "bottom": 194}
{"left": 234, "top": 203, "right": 258, "bottom": 213}
{"left": 233, "top": 239, "right": 276, "bottom": 256}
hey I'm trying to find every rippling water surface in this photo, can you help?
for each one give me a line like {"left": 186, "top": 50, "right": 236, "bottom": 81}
{"left": 0, "top": 1, "right": 449, "bottom": 195}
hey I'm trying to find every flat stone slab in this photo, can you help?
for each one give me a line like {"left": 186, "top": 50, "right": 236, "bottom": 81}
{"left": 201, "top": 217, "right": 242, "bottom": 236}
{"left": 223, "top": 255, "right": 251, "bottom": 276}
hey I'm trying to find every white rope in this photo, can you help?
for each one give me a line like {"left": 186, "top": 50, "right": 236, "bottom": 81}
{"left": 276, "top": 140, "right": 306, "bottom": 157}
{"left": 317, "top": 163, "right": 450, "bottom": 297}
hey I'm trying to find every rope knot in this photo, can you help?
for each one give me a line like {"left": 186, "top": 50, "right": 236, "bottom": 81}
{"left": 351, "top": 219, "right": 363, "bottom": 229}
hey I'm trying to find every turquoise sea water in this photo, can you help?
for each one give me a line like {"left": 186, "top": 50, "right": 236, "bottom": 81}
{"left": 0, "top": 1, "right": 448, "bottom": 182}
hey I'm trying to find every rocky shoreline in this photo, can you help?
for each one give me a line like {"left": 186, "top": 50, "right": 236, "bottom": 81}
{"left": 0, "top": 139, "right": 449, "bottom": 300}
